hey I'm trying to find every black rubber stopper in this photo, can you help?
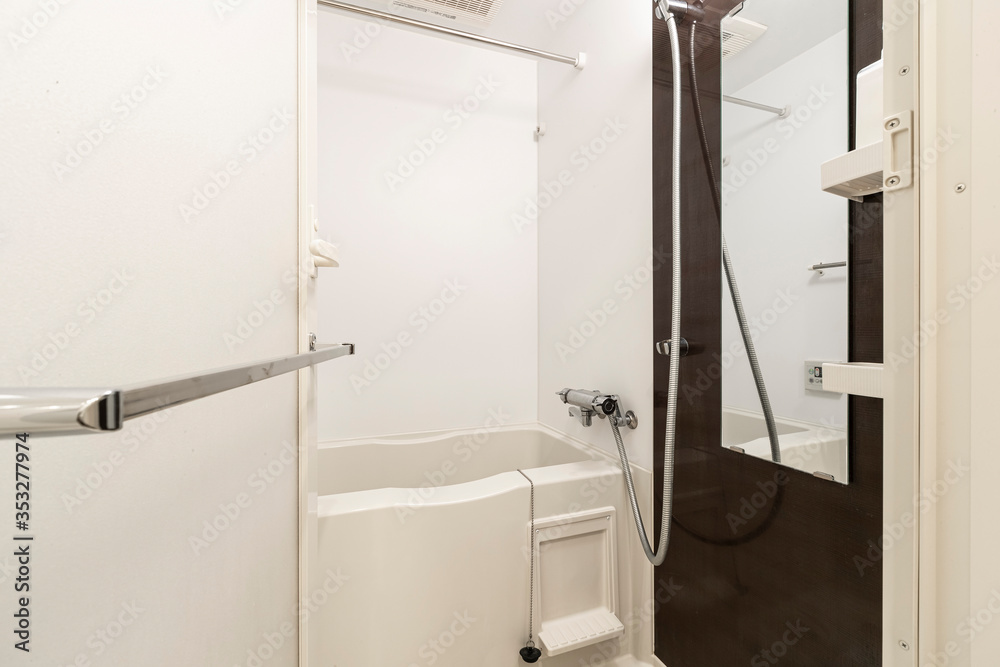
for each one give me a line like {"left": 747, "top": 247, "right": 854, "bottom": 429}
{"left": 519, "top": 646, "right": 542, "bottom": 663}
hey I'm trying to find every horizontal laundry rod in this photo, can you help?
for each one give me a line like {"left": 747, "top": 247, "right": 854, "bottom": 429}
{"left": 808, "top": 261, "right": 847, "bottom": 276}
{"left": 0, "top": 342, "right": 354, "bottom": 438}
{"left": 723, "top": 95, "right": 790, "bottom": 118}
{"left": 317, "top": 0, "right": 586, "bottom": 69}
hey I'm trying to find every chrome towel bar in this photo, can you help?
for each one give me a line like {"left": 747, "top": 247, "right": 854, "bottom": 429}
{"left": 0, "top": 342, "right": 354, "bottom": 437}
{"left": 723, "top": 95, "right": 790, "bottom": 118}
{"left": 808, "top": 261, "right": 848, "bottom": 276}
{"left": 317, "top": 0, "right": 586, "bottom": 69}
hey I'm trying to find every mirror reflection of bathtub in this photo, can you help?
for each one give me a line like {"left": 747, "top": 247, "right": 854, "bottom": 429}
{"left": 722, "top": 407, "right": 848, "bottom": 483}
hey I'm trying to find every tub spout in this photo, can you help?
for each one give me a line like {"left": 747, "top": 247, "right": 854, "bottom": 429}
{"left": 567, "top": 405, "right": 594, "bottom": 427}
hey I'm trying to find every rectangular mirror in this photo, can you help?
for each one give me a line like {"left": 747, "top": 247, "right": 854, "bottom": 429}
{"left": 720, "top": 0, "right": 850, "bottom": 483}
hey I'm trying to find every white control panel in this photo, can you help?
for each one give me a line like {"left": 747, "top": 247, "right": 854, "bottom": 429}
{"left": 805, "top": 360, "right": 831, "bottom": 392}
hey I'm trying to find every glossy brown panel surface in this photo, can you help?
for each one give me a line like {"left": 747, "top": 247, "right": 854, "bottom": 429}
{"left": 651, "top": 2, "right": 884, "bottom": 665}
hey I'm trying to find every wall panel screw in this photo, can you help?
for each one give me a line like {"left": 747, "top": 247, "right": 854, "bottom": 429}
{"left": 900, "top": 66, "right": 910, "bottom": 75}
{"left": 886, "top": 118, "right": 900, "bottom": 130}
{"left": 956, "top": 183, "right": 967, "bottom": 193}
{"left": 899, "top": 640, "right": 910, "bottom": 650}
{"left": 886, "top": 176, "right": 901, "bottom": 187}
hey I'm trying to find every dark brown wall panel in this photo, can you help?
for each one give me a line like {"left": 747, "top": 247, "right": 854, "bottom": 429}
{"left": 651, "top": 2, "right": 884, "bottom": 665}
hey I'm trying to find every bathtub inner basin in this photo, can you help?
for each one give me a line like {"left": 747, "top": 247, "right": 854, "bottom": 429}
{"left": 318, "top": 426, "right": 597, "bottom": 496}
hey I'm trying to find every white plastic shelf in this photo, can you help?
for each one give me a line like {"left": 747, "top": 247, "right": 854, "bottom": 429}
{"left": 538, "top": 609, "right": 624, "bottom": 657}
{"left": 820, "top": 141, "right": 884, "bottom": 201}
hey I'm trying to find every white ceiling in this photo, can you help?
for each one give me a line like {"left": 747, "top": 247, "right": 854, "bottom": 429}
{"left": 723, "top": 0, "right": 850, "bottom": 94}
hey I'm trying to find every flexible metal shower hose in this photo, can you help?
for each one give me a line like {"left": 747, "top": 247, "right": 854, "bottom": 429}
{"left": 611, "top": 11, "right": 782, "bottom": 568}
{"left": 610, "top": 10, "right": 682, "bottom": 567}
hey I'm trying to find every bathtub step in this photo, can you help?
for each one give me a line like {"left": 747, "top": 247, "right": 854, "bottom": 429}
{"left": 538, "top": 609, "right": 624, "bottom": 657}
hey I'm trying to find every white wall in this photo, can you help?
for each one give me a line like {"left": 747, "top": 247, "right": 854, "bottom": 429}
{"left": 314, "top": 0, "right": 653, "bottom": 460}
{"left": 0, "top": 1, "right": 302, "bottom": 665}
{"left": 527, "top": 0, "right": 655, "bottom": 471}
{"left": 721, "top": 30, "right": 849, "bottom": 428}
{"left": 315, "top": 13, "right": 539, "bottom": 441}
{"left": 922, "top": 0, "right": 1000, "bottom": 662}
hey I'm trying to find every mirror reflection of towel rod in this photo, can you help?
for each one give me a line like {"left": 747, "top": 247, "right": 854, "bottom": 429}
{"left": 808, "top": 261, "right": 848, "bottom": 276}
{"left": 723, "top": 95, "right": 790, "bottom": 118}
{"left": 317, "top": 0, "right": 586, "bottom": 69}
{"left": 0, "top": 341, "right": 354, "bottom": 438}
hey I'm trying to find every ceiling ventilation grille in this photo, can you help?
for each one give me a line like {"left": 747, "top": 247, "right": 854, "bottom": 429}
{"left": 389, "top": 0, "right": 505, "bottom": 28}
{"left": 721, "top": 16, "right": 767, "bottom": 60}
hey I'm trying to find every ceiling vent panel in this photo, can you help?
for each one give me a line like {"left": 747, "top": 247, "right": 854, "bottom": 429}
{"left": 389, "top": 0, "right": 505, "bottom": 29}
{"left": 721, "top": 16, "right": 767, "bottom": 61}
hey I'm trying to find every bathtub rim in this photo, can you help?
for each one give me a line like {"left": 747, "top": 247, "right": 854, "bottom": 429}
{"left": 316, "top": 422, "right": 649, "bottom": 518}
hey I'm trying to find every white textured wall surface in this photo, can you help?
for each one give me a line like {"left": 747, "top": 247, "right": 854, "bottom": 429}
{"left": 0, "top": 1, "right": 301, "bottom": 665}
{"left": 722, "top": 30, "right": 850, "bottom": 428}
{"left": 530, "top": 3, "right": 655, "bottom": 471}
{"left": 315, "top": 13, "right": 539, "bottom": 441}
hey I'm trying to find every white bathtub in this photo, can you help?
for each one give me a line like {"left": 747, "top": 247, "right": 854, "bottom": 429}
{"left": 314, "top": 425, "right": 656, "bottom": 667}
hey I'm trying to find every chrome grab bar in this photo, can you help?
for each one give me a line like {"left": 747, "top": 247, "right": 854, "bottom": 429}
{"left": 0, "top": 342, "right": 354, "bottom": 437}
{"left": 317, "top": 0, "right": 586, "bottom": 69}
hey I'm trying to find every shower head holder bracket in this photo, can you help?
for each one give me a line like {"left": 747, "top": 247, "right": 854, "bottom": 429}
{"left": 655, "top": 0, "right": 706, "bottom": 22}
